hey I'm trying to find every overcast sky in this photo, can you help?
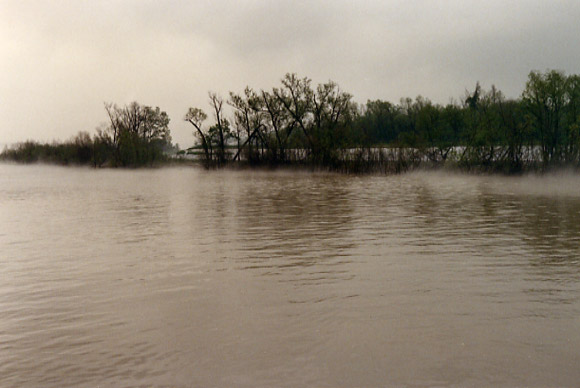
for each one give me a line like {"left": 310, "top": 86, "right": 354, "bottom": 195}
{"left": 1, "top": 0, "right": 580, "bottom": 147}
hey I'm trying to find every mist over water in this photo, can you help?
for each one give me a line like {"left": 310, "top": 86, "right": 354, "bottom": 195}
{"left": 1, "top": 164, "right": 579, "bottom": 387}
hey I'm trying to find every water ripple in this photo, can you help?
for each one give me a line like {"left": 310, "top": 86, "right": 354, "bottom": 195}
{"left": 1, "top": 166, "right": 580, "bottom": 386}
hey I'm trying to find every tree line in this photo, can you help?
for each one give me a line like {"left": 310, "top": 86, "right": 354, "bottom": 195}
{"left": 184, "top": 74, "right": 354, "bottom": 167}
{"left": 2, "top": 69, "right": 580, "bottom": 172}
{"left": 184, "top": 69, "right": 580, "bottom": 173}
{"left": 1, "top": 102, "right": 173, "bottom": 167}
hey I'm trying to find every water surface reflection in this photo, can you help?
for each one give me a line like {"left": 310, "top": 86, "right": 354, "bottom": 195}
{"left": 0, "top": 166, "right": 579, "bottom": 387}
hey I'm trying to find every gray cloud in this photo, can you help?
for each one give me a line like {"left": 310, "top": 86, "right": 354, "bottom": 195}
{"left": 1, "top": 0, "right": 579, "bottom": 147}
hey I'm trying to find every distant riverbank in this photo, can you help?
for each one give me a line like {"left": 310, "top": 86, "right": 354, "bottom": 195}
{"left": 4, "top": 142, "right": 579, "bottom": 176}
{"left": 3, "top": 69, "right": 580, "bottom": 173}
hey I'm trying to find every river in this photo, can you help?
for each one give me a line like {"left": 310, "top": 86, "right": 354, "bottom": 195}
{"left": 1, "top": 164, "right": 579, "bottom": 387}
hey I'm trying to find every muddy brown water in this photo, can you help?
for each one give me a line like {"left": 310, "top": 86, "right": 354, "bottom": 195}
{"left": 1, "top": 164, "right": 579, "bottom": 387}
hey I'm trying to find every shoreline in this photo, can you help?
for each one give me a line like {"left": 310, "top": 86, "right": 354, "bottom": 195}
{"left": 2, "top": 156, "right": 578, "bottom": 178}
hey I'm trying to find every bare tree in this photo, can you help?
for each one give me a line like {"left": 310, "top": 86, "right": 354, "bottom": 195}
{"left": 209, "top": 93, "right": 230, "bottom": 164}
{"left": 260, "top": 90, "right": 292, "bottom": 161}
{"left": 229, "top": 87, "right": 266, "bottom": 162}
{"left": 185, "top": 107, "right": 211, "bottom": 163}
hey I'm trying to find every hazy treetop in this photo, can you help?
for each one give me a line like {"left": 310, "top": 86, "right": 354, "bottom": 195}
{"left": 1, "top": 0, "right": 579, "bottom": 147}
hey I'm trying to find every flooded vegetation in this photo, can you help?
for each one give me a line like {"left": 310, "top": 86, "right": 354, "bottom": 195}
{"left": 3, "top": 69, "right": 580, "bottom": 173}
{"left": 0, "top": 102, "right": 174, "bottom": 168}
{"left": 1, "top": 164, "right": 579, "bottom": 386}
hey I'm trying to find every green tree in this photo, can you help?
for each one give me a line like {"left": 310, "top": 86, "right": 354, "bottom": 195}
{"left": 565, "top": 74, "right": 580, "bottom": 163}
{"left": 104, "top": 102, "right": 171, "bottom": 166}
{"left": 357, "top": 100, "right": 400, "bottom": 145}
{"left": 462, "top": 84, "right": 506, "bottom": 167}
{"left": 522, "top": 70, "right": 568, "bottom": 165}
